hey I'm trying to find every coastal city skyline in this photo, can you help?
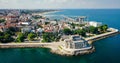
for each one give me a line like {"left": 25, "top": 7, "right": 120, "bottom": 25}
{"left": 0, "top": 0, "right": 120, "bottom": 9}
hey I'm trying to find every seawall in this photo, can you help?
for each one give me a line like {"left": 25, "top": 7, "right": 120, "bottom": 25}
{"left": 0, "top": 43, "right": 55, "bottom": 48}
{"left": 85, "top": 30, "right": 119, "bottom": 44}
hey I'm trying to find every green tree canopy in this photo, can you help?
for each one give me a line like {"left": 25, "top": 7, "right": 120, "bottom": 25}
{"left": 0, "top": 19, "right": 5, "bottom": 23}
{"left": 16, "top": 32, "right": 25, "bottom": 42}
{"left": 73, "top": 29, "right": 86, "bottom": 37}
{"left": 0, "top": 32, "right": 14, "bottom": 43}
{"left": 42, "top": 32, "right": 60, "bottom": 42}
{"left": 89, "top": 26, "right": 98, "bottom": 34}
{"left": 102, "top": 24, "right": 108, "bottom": 32}
{"left": 98, "top": 24, "right": 108, "bottom": 33}
{"left": 27, "top": 33, "right": 36, "bottom": 41}
{"left": 63, "top": 28, "right": 72, "bottom": 35}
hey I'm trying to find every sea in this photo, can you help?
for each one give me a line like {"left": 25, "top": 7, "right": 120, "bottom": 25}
{"left": 0, "top": 9, "right": 120, "bottom": 63}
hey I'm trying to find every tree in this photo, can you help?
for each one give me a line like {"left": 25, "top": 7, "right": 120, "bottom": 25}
{"left": 73, "top": 29, "right": 86, "bottom": 37}
{"left": 5, "top": 27, "right": 17, "bottom": 35}
{"left": 63, "top": 28, "right": 72, "bottom": 35}
{"left": 102, "top": 24, "right": 108, "bottom": 32}
{"left": 5, "top": 30, "right": 14, "bottom": 35}
{"left": 0, "top": 19, "right": 5, "bottom": 23}
{"left": 42, "top": 33, "right": 50, "bottom": 42}
{"left": 98, "top": 24, "right": 108, "bottom": 33}
{"left": 27, "top": 33, "right": 36, "bottom": 41}
{"left": 8, "top": 27, "right": 17, "bottom": 32}
{"left": 0, "top": 32, "right": 14, "bottom": 43}
{"left": 42, "top": 32, "right": 55, "bottom": 42}
{"left": 16, "top": 32, "right": 25, "bottom": 42}
{"left": 89, "top": 26, "right": 98, "bottom": 34}
{"left": 71, "top": 23, "right": 75, "bottom": 29}
{"left": 0, "top": 36, "right": 4, "bottom": 43}
{"left": 42, "top": 32, "right": 60, "bottom": 42}
{"left": 4, "top": 33, "right": 14, "bottom": 42}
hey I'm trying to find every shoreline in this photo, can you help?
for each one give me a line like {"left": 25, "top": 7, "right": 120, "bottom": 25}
{"left": 32, "top": 10, "right": 61, "bottom": 15}
{"left": 0, "top": 30, "right": 119, "bottom": 56}
{"left": 41, "top": 10, "right": 61, "bottom": 15}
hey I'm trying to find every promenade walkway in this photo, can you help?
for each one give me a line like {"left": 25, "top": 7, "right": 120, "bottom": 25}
{"left": 0, "top": 42, "right": 62, "bottom": 49}
{"left": 85, "top": 29, "right": 119, "bottom": 42}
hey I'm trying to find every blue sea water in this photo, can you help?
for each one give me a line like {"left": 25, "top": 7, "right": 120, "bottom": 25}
{"left": 49, "top": 9, "right": 120, "bottom": 29}
{"left": 0, "top": 9, "right": 120, "bottom": 63}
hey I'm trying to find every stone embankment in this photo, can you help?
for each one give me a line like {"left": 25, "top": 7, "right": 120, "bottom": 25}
{"left": 0, "top": 42, "right": 62, "bottom": 48}
{"left": 85, "top": 29, "right": 119, "bottom": 44}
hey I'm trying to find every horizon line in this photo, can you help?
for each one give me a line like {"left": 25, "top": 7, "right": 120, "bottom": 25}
{"left": 0, "top": 8, "right": 120, "bottom": 10}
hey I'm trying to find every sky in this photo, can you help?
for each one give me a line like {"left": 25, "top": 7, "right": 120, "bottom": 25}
{"left": 0, "top": 0, "right": 120, "bottom": 9}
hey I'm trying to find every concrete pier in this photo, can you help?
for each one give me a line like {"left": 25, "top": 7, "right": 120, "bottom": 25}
{"left": 85, "top": 29, "right": 119, "bottom": 44}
